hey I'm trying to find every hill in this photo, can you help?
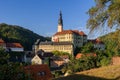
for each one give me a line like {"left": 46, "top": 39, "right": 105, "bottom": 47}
{"left": 53, "top": 65, "right": 120, "bottom": 80}
{"left": 100, "top": 29, "right": 120, "bottom": 41}
{"left": 0, "top": 23, "right": 49, "bottom": 50}
{"left": 99, "top": 29, "right": 120, "bottom": 55}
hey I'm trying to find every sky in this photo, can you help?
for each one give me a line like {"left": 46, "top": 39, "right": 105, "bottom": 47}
{"left": 0, "top": 0, "right": 96, "bottom": 38}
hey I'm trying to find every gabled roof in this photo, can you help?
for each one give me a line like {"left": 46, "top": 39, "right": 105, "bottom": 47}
{"left": 6, "top": 43, "right": 23, "bottom": 48}
{"left": 24, "top": 64, "right": 53, "bottom": 80}
{"left": 32, "top": 54, "right": 43, "bottom": 64}
{"left": 53, "top": 30, "right": 87, "bottom": 36}
{"left": 37, "top": 52, "right": 54, "bottom": 59}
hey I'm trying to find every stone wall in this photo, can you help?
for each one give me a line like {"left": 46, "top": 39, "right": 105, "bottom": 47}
{"left": 112, "top": 57, "right": 120, "bottom": 65}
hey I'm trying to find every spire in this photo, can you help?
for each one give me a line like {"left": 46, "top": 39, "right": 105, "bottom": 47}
{"left": 58, "top": 11, "right": 63, "bottom": 26}
{"left": 58, "top": 11, "right": 63, "bottom": 32}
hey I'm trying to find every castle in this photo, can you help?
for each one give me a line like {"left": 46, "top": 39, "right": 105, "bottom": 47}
{"left": 34, "top": 11, "right": 87, "bottom": 55}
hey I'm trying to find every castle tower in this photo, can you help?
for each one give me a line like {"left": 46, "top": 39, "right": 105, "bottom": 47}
{"left": 57, "top": 11, "right": 63, "bottom": 32}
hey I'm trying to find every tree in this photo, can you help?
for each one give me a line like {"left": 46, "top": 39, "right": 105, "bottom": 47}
{"left": 100, "top": 30, "right": 120, "bottom": 56}
{"left": 87, "top": 0, "right": 120, "bottom": 32}
{"left": 81, "top": 42, "right": 94, "bottom": 53}
{"left": 0, "top": 47, "right": 9, "bottom": 65}
{"left": 0, "top": 47, "right": 32, "bottom": 80}
{"left": 52, "top": 50, "right": 69, "bottom": 56}
{"left": 95, "top": 50, "right": 111, "bottom": 67}
{"left": 0, "top": 23, "right": 48, "bottom": 50}
{"left": 62, "top": 56, "right": 97, "bottom": 74}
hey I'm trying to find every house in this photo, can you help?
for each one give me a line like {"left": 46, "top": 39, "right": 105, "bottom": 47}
{"left": 50, "top": 55, "right": 69, "bottom": 68}
{"left": 6, "top": 43, "right": 24, "bottom": 52}
{"left": 31, "top": 49, "right": 69, "bottom": 68}
{"left": 88, "top": 38, "right": 105, "bottom": 50}
{"left": 50, "top": 56, "right": 64, "bottom": 68}
{"left": 0, "top": 38, "right": 24, "bottom": 52}
{"left": 31, "top": 50, "right": 53, "bottom": 65}
{"left": 24, "top": 64, "right": 53, "bottom": 80}
{"left": 31, "top": 54, "right": 43, "bottom": 65}
{"left": 60, "top": 55, "right": 70, "bottom": 63}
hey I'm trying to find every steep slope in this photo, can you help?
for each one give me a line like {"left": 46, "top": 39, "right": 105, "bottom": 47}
{"left": 53, "top": 65, "right": 120, "bottom": 80}
{"left": 0, "top": 23, "right": 49, "bottom": 50}
{"left": 100, "top": 29, "right": 120, "bottom": 41}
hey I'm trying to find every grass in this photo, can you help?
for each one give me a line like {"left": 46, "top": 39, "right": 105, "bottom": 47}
{"left": 53, "top": 65, "right": 120, "bottom": 80}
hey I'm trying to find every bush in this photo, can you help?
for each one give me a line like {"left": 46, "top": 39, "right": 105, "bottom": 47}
{"left": 62, "top": 56, "right": 97, "bottom": 74}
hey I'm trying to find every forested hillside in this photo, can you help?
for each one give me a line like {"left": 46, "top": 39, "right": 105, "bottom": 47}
{"left": 0, "top": 23, "right": 49, "bottom": 50}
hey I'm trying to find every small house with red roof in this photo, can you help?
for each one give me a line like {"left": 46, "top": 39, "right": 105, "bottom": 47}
{"left": 0, "top": 38, "right": 24, "bottom": 52}
{"left": 6, "top": 43, "right": 24, "bottom": 52}
{"left": 24, "top": 64, "right": 53, "bottom": 80}
{"left": 88, "top": 38, "right": 105, "bottom": 50}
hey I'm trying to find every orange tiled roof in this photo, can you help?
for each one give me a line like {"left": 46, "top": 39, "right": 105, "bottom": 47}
{"left": 88, "top": 38, "right": 104, "bottom": 44}
{"left": 79, "top": 31, "right": 86, "bottom": 36}
{"left": 6, "top": 43, "right": 23, "bottom": 48}
{"left": 54, "top": 30, "right": 86, "bottom": 36}
{"left": 76, "top": 53, "right": 97, "bottom": 59}
{"left": 76, "top": 53, "right": 84, "bottom": 59}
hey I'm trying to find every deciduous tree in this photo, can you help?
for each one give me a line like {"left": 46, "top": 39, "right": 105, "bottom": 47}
{"left": 87, "top": 0, "right": 120, "bottom": 32}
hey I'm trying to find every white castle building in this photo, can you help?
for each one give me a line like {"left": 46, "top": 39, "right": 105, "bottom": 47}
{"left": 34, "top": 11, "right": 87, "bottom": 55}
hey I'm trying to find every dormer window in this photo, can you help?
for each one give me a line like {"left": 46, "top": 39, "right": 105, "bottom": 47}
{"left": 37, "top": 71, "right": 46, "bottom": 76}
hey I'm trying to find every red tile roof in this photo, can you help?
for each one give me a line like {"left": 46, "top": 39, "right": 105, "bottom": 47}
{"left": 6, "top": 43, "right": 23, "bottom": 48}
{"left": 88, "top": 38, "right": 104, "bottom": 44}
{"left": 79, "top": 31, "right": 86, "bottom": 36}
{"left": 54, "top": 30, "right": 86, "bottom": 36}
{"left": 24, "top": 64, "right": 53, "bottom": 80}
{"left": 76, "top": 53, "right": 97, "bottom": 59}
{"left": 0, "top": 39, "right": 5, "bottom": 43}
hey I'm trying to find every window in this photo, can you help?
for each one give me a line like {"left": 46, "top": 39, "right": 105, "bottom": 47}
{"left": 37, "top": 71, "right": 46, "bottom": 76}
